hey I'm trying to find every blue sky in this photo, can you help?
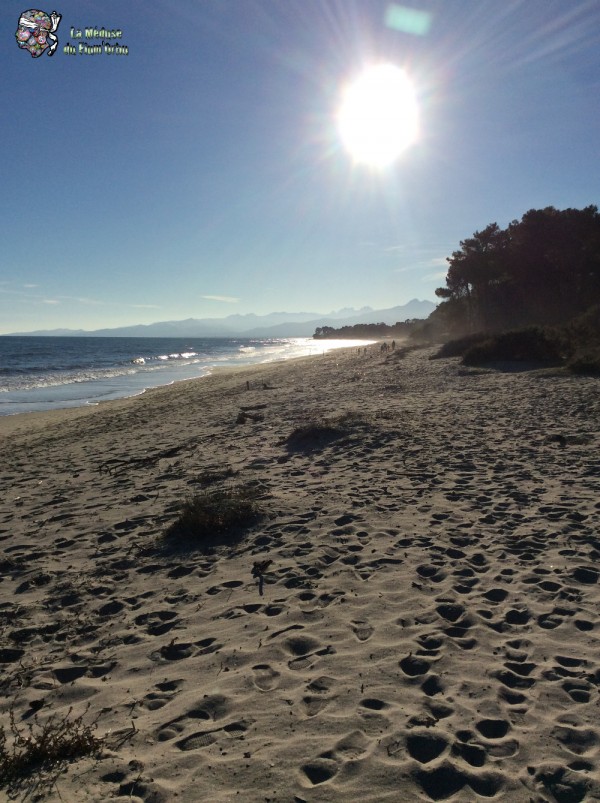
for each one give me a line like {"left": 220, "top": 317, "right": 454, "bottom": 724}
{"left": 1, "top": 0, "right": 599, "bottom": 334}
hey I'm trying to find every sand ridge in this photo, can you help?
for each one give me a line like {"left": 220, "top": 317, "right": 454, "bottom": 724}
{"left": 1, "top": 346, "right": 599, "bottom": 801}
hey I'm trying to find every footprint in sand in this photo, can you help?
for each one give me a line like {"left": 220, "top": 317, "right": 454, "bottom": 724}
{"left": 332, "top": 729, "right": 371, "bottom": 761}
{"left": 252, "top": 664, "right": 280, "bottom": 691}
{"left": 452, "top": 737, "right": 487, "bottom": 768}
{"left": 96, "top": 599, "right": 126, "bottom": 617}
{"left": 529, "top": 765, "right": 596, "bottom": 803}
{"left": 455, "top": 722, "right": 519, "bottom": 763}
{"left": 572, "top": 566, "right": 599, "bottom": 585}
{"left": 150, "top": 641, "right": 194, "bottom": 662}
{"left": 306, "top": 675, "right": 336, "bottom": 695}
{"left": 400, "top": 654, "right": 431, "bottom": 678}
{"left": 175, "top": 719, "right": 253, "bottom": 752}
{"left": 52, "top": 664, "right": 88, "bottom": 684}
{"left": 141, "top": 679, "right": 184, "bottom": 711}
{"left": 406, "top": 730, "right": 449, "bottom": 764}
{"left": 301, "top": 695, "right": 330, "bottom": 717}
{"left": 357, "top": 698, "right": 392, "bottom": 735}
{"left": 300, "top": 757, "right": 339, "bottom": 787}
{"left": 176, "top": 731, "right": 218, "bottom": 750}
{"left": 157, "top": 694, "right": 237, "bottom": 745}
{"left": 552, "top": 722, "right": 598, "bottom": 756}
{"left": 537, "top": 606, "right": 574, "bottom": 630}
{"left": 475, "top": 718, "right": 511, "bottom": 739}
{"left": 350, "top": 619, "right": 374, "bottom": 642}
{"left": 416, "top": 564, "right": 447, "bottom": 584}
{"left": 495, "top": 639, "right": 537, "bottom": 709}
{"left": 413, "top": 761, "right": 505, "bottom": 800}
{"left": 263, "top": 603, "right": 287, "bottom": 616}
{"left": 421, "top": 675, "right": 445, "bottom": 697}
{"left": 296, "top": 678, "right": 340, "bottom": 718}
{"left": 360, "top": 697, "right": 390, "bottom": 711}
{"left": 562, "top": 680, "right": 593, "bottom": 704}
{"left": 135, "top": 609, "right": 179, "bottom": 636}
{"left": 281, "top": 634, "right": 335, "bottom": 671}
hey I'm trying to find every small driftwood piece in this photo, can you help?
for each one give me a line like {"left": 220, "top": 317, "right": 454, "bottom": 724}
{"left": 251, "top": 559, "right": 273, "bottom": 596}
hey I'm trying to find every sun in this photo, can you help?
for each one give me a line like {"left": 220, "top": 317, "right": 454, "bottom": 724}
{"left": 337, "top": 63, "right": 419, "bottom": 167}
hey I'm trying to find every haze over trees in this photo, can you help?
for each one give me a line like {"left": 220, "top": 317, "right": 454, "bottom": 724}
{"left": 314, "top": 206, "right": 599, "bottom": 372}
{"left": 313, "top": 321, "right": 419, "bottom": 340}
{"left": 433, "top": 205, "right": 600, "bottom": 334}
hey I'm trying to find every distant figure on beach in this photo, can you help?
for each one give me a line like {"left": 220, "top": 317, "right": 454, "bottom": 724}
{"left": 391, "top": 340, "right": 396, "bottom": 351}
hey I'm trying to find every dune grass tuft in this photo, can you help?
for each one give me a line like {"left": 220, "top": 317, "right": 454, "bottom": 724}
{"left": 164, "top": 485, "right": 262, "bottom": 548}
{"left": 285, "top": 411, "right": 372, "bottom": 452}
{"left": 0, "top": 705, "right": 103, "bottom": 794}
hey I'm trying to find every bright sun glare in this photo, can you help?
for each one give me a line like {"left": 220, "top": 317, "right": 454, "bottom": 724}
{"left": 337, "top": 63, "right": 419, "bottom": 167}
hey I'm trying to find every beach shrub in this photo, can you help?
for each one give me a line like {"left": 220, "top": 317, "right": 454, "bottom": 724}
{"left": 431, "top": 332, "right": 489, "bottom": 359}
{"left": 165, "top": 485, "right": 262, "bottom": 548}
{"left": 193, "top": 465, "right": 236, "bottom": 486}
{"left": 0, "top": 705, "right": 103, "bottom": 795}
{"left": 565, "top": 304, "right": 600, "bottom": 373}
{"left": 568, "top": 303, "right": 600, "bottom": 340}
{"left": 462, "top": 326, "right": 565, "bottom": 366}
{"left": 432, "top": 306, "right": 600, "bottom": 371}
{"left": 285, "top": 412, "right": 371, "bottom": 452}
{"left": 567, "top": 352, "right": 600, "bottom": 375}
{"left": 286, "top": 421, "right": 346, "bottom": 451}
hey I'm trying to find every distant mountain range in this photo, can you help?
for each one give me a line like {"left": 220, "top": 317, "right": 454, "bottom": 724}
{"left": 10, "top": 299, "right": 436, "bottom": 338}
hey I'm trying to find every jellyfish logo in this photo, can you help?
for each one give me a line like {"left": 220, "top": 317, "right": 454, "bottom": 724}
{"left": 16, "top": 9, "right": 61, "bottom": 58}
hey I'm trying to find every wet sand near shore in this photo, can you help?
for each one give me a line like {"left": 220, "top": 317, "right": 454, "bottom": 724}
{"left": 1, "top": 345, "right": 599, "bottom": 802}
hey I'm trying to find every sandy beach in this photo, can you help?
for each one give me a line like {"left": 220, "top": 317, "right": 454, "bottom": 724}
{"left": 1, "top": 344, "right": 599, "bottom": 802}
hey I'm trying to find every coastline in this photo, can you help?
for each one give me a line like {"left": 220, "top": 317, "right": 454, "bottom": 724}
{"left": 1, "top": 345, "right": 599, "bottom": 801}
{"left": 0, "top": 347, "right": 353, "bottom": 438}
{"left": 0, "top": 335, "right": 370, "bottom": 419}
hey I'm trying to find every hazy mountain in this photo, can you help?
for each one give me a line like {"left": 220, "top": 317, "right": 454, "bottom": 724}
{"left": 9, "top": 299, "right": 436, "bottom": 338}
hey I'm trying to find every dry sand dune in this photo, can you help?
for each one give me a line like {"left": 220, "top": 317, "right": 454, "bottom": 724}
{"left": 1, "top": 345, "right": 599, "bottom": 802}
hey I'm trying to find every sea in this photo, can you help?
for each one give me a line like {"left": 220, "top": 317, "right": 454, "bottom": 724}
{"left": 0, "top": 335, "right": 371, "bottom": 416}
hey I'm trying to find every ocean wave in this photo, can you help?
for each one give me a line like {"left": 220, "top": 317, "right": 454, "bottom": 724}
{"left": 146, "top": 352, "right": 199, "bottom": 362}
{"left": 0, "top": 336, "right": 375, "bottom": 415}
{"left": 0, "top": 367, "right": 137, "bottom": 393}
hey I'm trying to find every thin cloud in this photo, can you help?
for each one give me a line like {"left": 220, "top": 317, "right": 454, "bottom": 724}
{"left": 200, "top": 295, "right": 239, "bottom": 303}
{"left": 131, "top": 304, "right": 160, "bottom": 309}
{"left": 0, "top": 285, "right": 106, "bottom": 306}
{"left": 57, "top": 295, "right": 104, "bottom": 306}
{"left": 0, "top": 285, "right": 30, "bottom": 296}
{"left": 393, "top": 257, "right": 448, "bottom": 278}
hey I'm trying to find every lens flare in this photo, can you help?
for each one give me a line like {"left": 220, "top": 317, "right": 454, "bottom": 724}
{"left": 337, "top": 64, "right": 419, "bottom": 168}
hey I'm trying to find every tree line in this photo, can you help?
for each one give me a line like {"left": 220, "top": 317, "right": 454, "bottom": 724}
{"left": 432, "top": 205, "right": 600, "bottom": 334}
{"left": 313, "top": 320, "right": 421, "bottom": 339}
